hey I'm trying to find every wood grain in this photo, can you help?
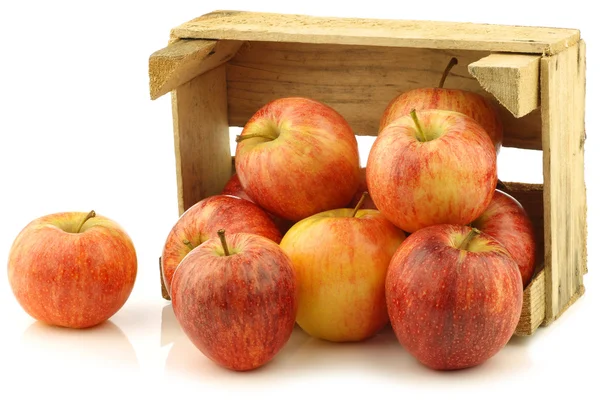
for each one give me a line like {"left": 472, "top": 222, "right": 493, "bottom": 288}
{"left": 226, "top": 41, "right": 542, "bottom": 150}
{"left": 171, "top": 65, "right": 232, "bottom": 215}
{"left": 515, "top": 268, "right": 545, "bottom": 336}
{"left": 469, "top": 53, "right": 540, "bottom": 118}
{"left": 149, "top": 39, "right": 243, "bottom": 100}
{"left": 172, "top": 10, "right": 579, "bottom": 55}
{"left": 541, "top": 40, "right": 587, "bottom": 325}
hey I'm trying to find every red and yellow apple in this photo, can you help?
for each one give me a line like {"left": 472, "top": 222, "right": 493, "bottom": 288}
{"left": 280, "top": 196, "right": 406, "bottom": 342}
{"left": 386, "top": 224, "right": 523, "bottom": 370}
{"left": 221, "top": 173, "right": 253, "bottom": 202}
{"left": 235, "top": 97, "right": 360, "bottom": 221}
{"left": 161, "top": 195, "right": 282, "bottom": 296}
{"left": 221, "top": 173, "right": 295, "bottom": 235}
{"left": 379, "top": 57, "right": 503, "bottom": 152}
{"left": 8, "top": 211, "right": 137, "bottom": 328}
{"left": 171, "top": 231, "right": 297, "bottom": 371}
{"left": 366, "top": 109, "right": 497, "bottom": 233}
{"left": 348, "top": 168, "right": 378, "bottom": 210}
{"left": 472, "top": 189, "right": 537, "bottom": 287}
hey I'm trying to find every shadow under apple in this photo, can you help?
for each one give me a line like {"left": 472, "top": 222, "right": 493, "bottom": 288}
{"left": 162, "top": 304, "right": 534, "bottom": 384}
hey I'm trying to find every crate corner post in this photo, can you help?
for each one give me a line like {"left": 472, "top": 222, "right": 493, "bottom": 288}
{"left": 541, "top": 39, "right": 587, "bottom": 326}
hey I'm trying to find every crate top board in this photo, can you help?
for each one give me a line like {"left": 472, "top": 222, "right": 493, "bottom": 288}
{"left": 168, "top": 10, "right": 580, "bottom": 54}
{"left": 150, "top": 11, "right": 581, "bottom": 124}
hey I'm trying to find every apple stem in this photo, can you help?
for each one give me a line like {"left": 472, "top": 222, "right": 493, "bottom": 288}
{"left": 75, "top": 210, "right": 96, "bottom": 233}
{"left": 438, "top": 57, "right": 458, "bottom": 88}
{"left": 410, "top": 109, "right": 427, "bottom": 142}
{"left": 217, "top": 229, "right": 230, "bottom": 256}
{"left": 351, "top": 192, "right": 369, "bottom": 217}
{"left": 182, "top": 239, "right": 194, "bottom": 251}
{"left": 458, "top": 227, "right": 481, "bottom": 251}
{"left": 235, "top": 133, "right": 278, "bottom": 143}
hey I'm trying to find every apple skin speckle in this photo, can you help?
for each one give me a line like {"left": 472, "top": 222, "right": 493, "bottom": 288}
{"left": 385, "top": 224, "right": 523, "bottom": 371}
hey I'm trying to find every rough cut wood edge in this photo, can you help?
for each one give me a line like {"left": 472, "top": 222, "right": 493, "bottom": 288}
{"left": 171, "top": 10, "right": 579, "bottom": 55}
{"left": 541, "top": 40, "right": 587, "bottom": 325}
{"left": 468, "top": 53, "right": 540, "bottom": 118}
{"left": 171, "top": 64, "right": 232, "bottom": 215}
{"left": 515, "top": 267, "right": 545, "bottom": 336}
{"left": 159, "top": 257, "right": 170, "bottom": 300}
{"left": 226, "top": 41, "right": 542, "bottom": 150}
{"left": 149, "top": 39, "right": 243, "bottom": 100}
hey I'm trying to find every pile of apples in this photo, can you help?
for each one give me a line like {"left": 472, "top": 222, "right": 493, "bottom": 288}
{"left": 161, "top": 58, "right": 537, "bottom": 371}
{"left": 7, "top": 58, "right": 536, "bottom": 373}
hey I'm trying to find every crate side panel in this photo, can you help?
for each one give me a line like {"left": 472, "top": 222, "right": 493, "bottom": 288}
{"left": 172, "top": 10, "right": 579, "bottom": 55}
{"left": 171, "top": 65, "right": 232, "bottom": 215}
{"left": 541, "top": 40, "right": 586, "bottom": 324}
{"left": 226, "top": 42, "right": 542, "bottom": 150}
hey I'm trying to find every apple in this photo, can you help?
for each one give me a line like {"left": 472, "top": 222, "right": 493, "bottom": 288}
{"left": 221, "top": 173, "right": 295, "bottom": 235}
{"left": 8, "top": 211, "right": 137, "bottom": 328}
{"left": 171, "top": 230, "right": 298, "bottom": 371}
{"left": 348, "top": 168, "right": 378, "bottom": 210}
{"left": 366, "top": 109, "right": 497, "bottom": 233}
{"left": 161, "top": 195, "right": 282, "bottom": 296}
{"left": 379, "top": 57, "right": 503, "bottom": 153}
{"left": 386, "top": 224, "right": 523, "bottom": 370}
{"left": 471, "top": 189, "right": 536, "bottom": 287}
{"left": 221, "top": 173, "right": 253, "bottom": 202}
{"left": 279, "top": 193, "right": 406, "bottom": 342}
{"left": 235, "top": 97, "right": 361, "bottom": 221}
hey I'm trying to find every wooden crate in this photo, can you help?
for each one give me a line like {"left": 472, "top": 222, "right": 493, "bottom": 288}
{"left": 148, "top": 10, "right": 587, "bottom": 336}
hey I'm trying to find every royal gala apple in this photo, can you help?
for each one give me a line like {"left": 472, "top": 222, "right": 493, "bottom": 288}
{"left": 235, "top": 97, "right": 360, "bottom": 221}
{"left": 386, "top": 224, "right": 523, "bottom": 370}
{"left": 280, "top": 194, "right": 406, "bottom": 342}
{"left": 379, "top": 58, "right": 503, "bottom": 152}
{"left": 8, "top": 211, "right": 137, "bottom": 328}
{"left": 221, "top": 173, "right": 253, "bottom": 202}
{"left": 161, "top": 195, "right": 281, "bottom": 296}
{"left": 472, "top": 189, "right": 536, "bottom": 287}
{"left": 366, "top": 109, "right": 497, "bottom": 233}
{"left": 171, "top": 230, "right": 297, "bottom": 371}
{"left": 221, "top": 174, "right": 295, "bottom": 235}
{"left": 348, "top": 168, "right": 378, "bottom": 210}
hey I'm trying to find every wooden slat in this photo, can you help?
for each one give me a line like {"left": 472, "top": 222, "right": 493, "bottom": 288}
{"left": 149, "top": 39, "right": 243, "bottom": 100}
{"left": 171, "top": 65, "right": 232, "bottom": 215}
{"left": 172, "top": 10, "right": 580, "bottom": 55}
{"left": 226, "top": 41, "right": 542, "bottom": 150}
{"left": 469, "top": 54, "right": 540, "bottom": 118}
{"left": 515, "top": 268, "right": 546, "bottom": 336}
{"left": 541, "top": 40, "right": 587, "bottom": 325}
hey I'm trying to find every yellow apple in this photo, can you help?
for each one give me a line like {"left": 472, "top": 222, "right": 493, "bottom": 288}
{"left": 280, "top": 195, "right": 406, "bottom": 342}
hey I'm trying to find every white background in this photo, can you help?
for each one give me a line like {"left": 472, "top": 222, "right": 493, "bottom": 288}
{"left": 0, "top": 1, "right": 598, "bottom": 399}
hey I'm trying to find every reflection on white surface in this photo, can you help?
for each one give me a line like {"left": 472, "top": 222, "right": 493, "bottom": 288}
{"left": 160, "top": 304, "right": 533, "bottom": 384}
{"left": 161, "top": 303, "right": 181, "bottom": 347}
{"left": 21, "top": 320, "right": 139, "bottom": 370}
{"left": 9, "top": 318, "right": 143, "bottom": 397}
